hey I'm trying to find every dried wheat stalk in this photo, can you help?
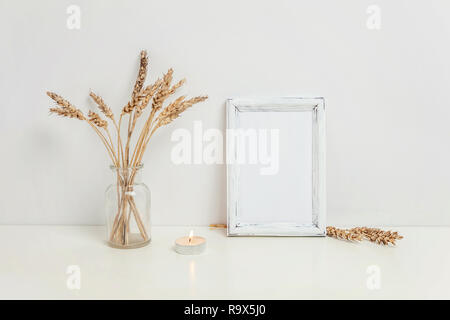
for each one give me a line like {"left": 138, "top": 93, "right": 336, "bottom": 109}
{"left": 47, "top": 50, "right": 208, "bottom": 247}
{"left": 208, "top": 224, "right": 403, "bottom": 246}
{"left": 327, "top": 226, "right": 403, "bottom": 245}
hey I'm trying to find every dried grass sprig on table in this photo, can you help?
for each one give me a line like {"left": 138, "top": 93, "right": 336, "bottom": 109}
{"left": 208, "top": 224, "right": 403, "bottom": 246}
{"left": 326, "top": 226, "right": 403, "bottom": 245}
{"left": 47, "top": 50, "right": 208, "bottom": 247}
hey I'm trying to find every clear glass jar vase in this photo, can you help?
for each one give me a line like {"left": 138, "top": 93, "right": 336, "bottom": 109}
{"left": 105, "top": 165, "right": 151, "bottom": 249}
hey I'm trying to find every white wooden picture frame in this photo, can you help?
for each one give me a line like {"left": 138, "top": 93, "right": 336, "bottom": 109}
{"left": 226, "top": 97, "right": 326, "bottom": 236}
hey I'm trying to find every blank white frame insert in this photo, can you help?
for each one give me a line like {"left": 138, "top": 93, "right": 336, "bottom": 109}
{"left": 226, "top": 97, "right": 326, "bottom": 236}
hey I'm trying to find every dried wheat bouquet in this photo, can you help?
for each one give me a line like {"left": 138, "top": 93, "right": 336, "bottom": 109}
{"left": 47, "top": 50, "right": 207, "bottom": 247}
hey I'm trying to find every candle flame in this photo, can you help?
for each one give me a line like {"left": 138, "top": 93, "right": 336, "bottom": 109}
{"left": 188, "top": 230, "right": 194, "bottom": 244}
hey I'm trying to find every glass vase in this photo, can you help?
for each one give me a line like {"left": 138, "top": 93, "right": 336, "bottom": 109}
{"left": 105, "top": 165, "right": 151, "bottom": 249}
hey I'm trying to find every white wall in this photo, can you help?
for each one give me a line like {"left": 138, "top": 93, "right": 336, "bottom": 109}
{"left": 1, "top": 0, "right": 450, "bottom": 226}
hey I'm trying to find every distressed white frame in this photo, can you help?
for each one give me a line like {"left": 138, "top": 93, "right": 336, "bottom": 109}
{"left": 226, "top": 97, "right": 326, "bottom": 236}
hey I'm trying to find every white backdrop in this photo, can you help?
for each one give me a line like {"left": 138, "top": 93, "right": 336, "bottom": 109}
{"left": 1, "top": 0, "right": 450, "bottom": 226}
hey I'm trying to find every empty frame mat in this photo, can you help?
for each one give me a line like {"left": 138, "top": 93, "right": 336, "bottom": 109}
{"left": 227, "top": 98, "right": 326, "bottom": 236}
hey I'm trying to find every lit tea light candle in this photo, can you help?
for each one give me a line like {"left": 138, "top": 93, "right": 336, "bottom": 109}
{"left": 175, "top": 230, "right": 206, "bottom": 255}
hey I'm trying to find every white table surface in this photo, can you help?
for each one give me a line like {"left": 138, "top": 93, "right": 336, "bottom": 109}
{"left": 0, "top": 226, "right": 448, "bottom": 299}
